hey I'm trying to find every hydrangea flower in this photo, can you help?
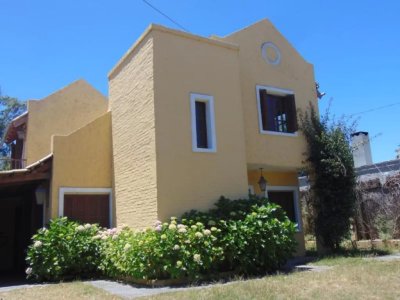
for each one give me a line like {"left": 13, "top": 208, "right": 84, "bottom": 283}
{"left": 25, "top": 267, "right": 32, "bottom": 275}
{"left": 33, "top": 241, "right": 42, "bottom": 248}
{"left": 76, "top": 225, "right": 85, "bottom": 232}
{"left": 176, "top": 260, "right": 183, "bottom": 267}
{"left": 168, "top": 224, "right": 177, "bottom": 230}
{"left": 173, "top": 244, "right": 180, "bottom": 250}
{"left": 195, "top": 232, "right": 203, "bottom": 238}
{"left": 193, "top": 254, "right": 201, "bottom": 264}
{"left": 155, "top": 225, "right": 162, "bottom": 232}
{"left": 84, "top": 224, "right": 91, "bottom": 229}
{"left": 203, "top": 229, "right": 211, "bottom": 236}
{"left": 124, "top": 243, "right": 132, "bottom": 251}
{"left": 210, "top": 227, "right": 217, "bottom": 232}
{"left": 178, "top": 228, "right": 187, "bottom": 234}
{"left": 191, "top": 225, "right": 197, "bottom": 230}
{"left": 161, "top": 234, "right": 167, "bottom": 240}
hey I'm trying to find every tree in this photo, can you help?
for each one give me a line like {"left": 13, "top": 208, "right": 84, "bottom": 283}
{"left": 0, "top": 93, "right": 26, "bottom": 156}
{"left": 300, "top": 104, "right": 356, "bottom": 252}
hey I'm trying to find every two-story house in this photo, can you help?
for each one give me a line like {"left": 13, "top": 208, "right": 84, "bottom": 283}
{"left": 0, "top": 19, "right": 318, "bottom": 272}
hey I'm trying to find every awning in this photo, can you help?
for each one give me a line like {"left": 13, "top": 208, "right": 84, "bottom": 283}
{"left": 0, "top": 154, "right": 52, "bottom": 187}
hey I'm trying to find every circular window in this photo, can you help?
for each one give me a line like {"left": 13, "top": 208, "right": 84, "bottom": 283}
{"left": 261, "top": 42, "right": 281, "bottom": 65}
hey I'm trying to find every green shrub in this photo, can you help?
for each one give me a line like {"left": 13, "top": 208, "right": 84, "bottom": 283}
{"left": 100, "top": 218, "right": 224, "bottom": 280}
{"left": 25, "top": 217, "right": 102, "bottom": 281}
{"left": 182, "top": 196, "right": 297, "bottom": 274}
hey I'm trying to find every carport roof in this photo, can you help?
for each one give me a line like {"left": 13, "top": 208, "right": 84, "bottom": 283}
{"left": 0, "top": 154, "right": 52, "bottom": 186}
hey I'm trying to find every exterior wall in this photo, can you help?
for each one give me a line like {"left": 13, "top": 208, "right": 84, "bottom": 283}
{"left": 25, "top": 79, "right": 108, "bottom": 165}
{"left": 220, "top": 19, "right": 318, "bottom": 170}
{"left": 152, "top": 27, "right": 249, "bottom": 220}
{"left": 50, "top": 112, "right": 112, "bottom": 221}
{"left": 247, "top": 169, "right": 305, "bottom": 256}
{"left": 109, "top": 34, "right": 158, "bottom": 229}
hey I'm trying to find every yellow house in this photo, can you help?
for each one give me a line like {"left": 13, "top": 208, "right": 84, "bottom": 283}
{"left": 0, "top": 19, "right": 317, "bottom": 272}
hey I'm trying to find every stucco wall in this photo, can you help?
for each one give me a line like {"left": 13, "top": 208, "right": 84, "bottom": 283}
{"left": 25, "top": 79, "right": 108, "bottom": 165}
{"left": 220, "top": 19, "right": 318, "bottom": 170}
{"left": 109, "top": 34, "right": 158, "bottom": 229}
{"left": 50, "top": 112, "right": 112, "bottom": 221}
{"left": 247, "top": 169, "right": 305, "bottom": 256}
{"left": 152, "top": 27, "right": 249, "bottom": 220}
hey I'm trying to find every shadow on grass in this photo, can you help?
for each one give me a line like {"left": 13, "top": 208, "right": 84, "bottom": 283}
{"left": 305, "top": 247, "right": 391, "bottom": 261}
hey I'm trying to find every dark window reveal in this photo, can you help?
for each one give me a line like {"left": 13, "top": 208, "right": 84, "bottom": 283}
{"left": 268, "top": 191, "right": 296, "bottom": 223}
{"left": 195, "top": 101, "right": 208, "bottom": 148}
{"left": 259, "top": 89, "right": 297, "bottom": 133}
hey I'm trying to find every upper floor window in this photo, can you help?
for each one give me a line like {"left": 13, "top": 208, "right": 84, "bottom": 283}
{"left": 190, "top": 93, "right": 217, "bottom": 152}
{"left": 256, "top": 85, "right": 298, "bottom": 135}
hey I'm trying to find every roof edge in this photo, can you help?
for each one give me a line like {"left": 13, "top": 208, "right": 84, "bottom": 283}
{"left": 108, "top": 24, "right": 239, "bottom": 79}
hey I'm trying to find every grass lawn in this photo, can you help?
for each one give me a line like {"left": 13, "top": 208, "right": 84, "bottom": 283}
{"left": 1, "top": 255, "right": 399, "bottom": 299}
{"left": 0, "top": 281, "right": 120, "bottom": 300}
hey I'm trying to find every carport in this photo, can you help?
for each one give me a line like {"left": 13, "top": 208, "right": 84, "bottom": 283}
{"left": 0, "top": 155, "right": 51, "bottom": 274}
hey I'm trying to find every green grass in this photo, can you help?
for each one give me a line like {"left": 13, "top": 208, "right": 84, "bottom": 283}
{"left": 139, "top": 258, "right": 400, "bottom": 300}
{"left": 1, "top": 252, "right": 399, "bottom": 300}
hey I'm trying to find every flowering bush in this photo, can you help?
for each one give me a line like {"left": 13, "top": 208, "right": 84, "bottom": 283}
{"left": 181, "top": 196, "right": 297, "bottom": 274}
{"left": 100, "top": 218, "right": 224, "bottom": 280}
{"left": 26, "top": 195, "right": 296, "bottom": 282}
{"left": 26, "top": 217, "right": 102, "bottom": 281}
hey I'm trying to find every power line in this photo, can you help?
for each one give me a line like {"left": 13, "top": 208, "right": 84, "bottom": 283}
{"left": 349, "top": 102, "right": 400, "bottom": 117}
{"left": 142, "top": 0, "right": 190, "bottom": 33}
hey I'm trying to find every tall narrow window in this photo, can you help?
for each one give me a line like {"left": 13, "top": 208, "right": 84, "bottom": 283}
{"left": 257, "top": 86, "right": 298, "bottom": 135}
{"left": 190, "top": 93, "right": 216, "bottom": 152}
{"left": 195, "top": 101, "right": 208, "bottom": 148}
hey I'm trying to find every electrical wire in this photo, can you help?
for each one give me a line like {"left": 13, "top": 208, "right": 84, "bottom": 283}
{"left": 349, "top": 102, "right": 400, "bottom": 116}
{"left": 142, "top": 0, "right": 190, "bottom": 33}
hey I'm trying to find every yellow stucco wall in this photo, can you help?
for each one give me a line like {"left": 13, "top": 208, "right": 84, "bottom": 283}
{"left": 109, "top": 33, "right": 158, "bottom": 229}
{"left": 247, "top": 169, "right": 305, "bottom": 256}
{"left": 25, "top": 79, "right": 108, "bottom": 165}
{"left": 152, "top": 27, "right": 249, "bottom": 220}
{"left": 50, "top": 112, "right": 112, "bottom": 221}
{"left": 219, "top": 19, "right": 318, "bottom": 170}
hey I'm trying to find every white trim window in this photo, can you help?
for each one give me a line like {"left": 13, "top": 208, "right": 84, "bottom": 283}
{"left": 58, "top": 187, "right": 113, "bottom": 227}
{"left": 256, "top": 85, "right": 298, "bottom": 136}
{"left": 190, "top": 93, "right": 217, "bottom": 152}
{"left": 266, "top": 185, "right": 302, "bottom": 232}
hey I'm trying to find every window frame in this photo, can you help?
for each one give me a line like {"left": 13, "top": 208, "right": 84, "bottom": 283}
{"left": 58, "top": 187, "right": 113, "bottom": 228}
{"left": 265, "top": 185, "right": 302, "bottom": 232}
{"left": 255, "top": 85, "right": 298, "bottom": 137}
{"left": 190, "top": 93, "right": 217, "bottom": 153}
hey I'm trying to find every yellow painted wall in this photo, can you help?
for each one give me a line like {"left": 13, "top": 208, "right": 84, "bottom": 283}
{"left": 50, "top": 112, "right": 112, "bottom": 221}
{"left": 247, "top": 169, "right": 305, "bottom": 256}
{"left": 152, "top": 26, "right": 249, "bottom": 220}
{"left": 219, "top": 19, "right": 318, "bottom": 170}
{"left": 25, "top": 79, "right": 108, "bottom": 165}
{"left": 109, "top": 33, "right": 158, "bottom": 229}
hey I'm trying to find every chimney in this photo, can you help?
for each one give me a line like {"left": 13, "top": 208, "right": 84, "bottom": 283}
{"left": 396, "top": 148, "right": 400, "bottom": 160}
{"left": 351, "top": 132, "right": 373, "bottom": 168}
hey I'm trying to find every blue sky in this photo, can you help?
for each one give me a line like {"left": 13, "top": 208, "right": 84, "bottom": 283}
{"left": 1, "top": 0, "right": 399, "bottom": 162}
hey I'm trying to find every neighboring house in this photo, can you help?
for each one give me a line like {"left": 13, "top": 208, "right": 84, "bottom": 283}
{"left": 0, "top": 19, "right": 318, "bottom": 272}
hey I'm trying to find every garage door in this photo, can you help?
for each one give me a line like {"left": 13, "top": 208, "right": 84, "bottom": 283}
{"left": 64, "top": 194, "right": 110, "bottom": 228}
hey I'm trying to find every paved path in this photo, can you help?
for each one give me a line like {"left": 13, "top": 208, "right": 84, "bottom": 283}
{"left": 88, "top": 280, "right": 220, "bottom": 299}
{"left": 366, "top": 252, "right": 400, "bottom": 261}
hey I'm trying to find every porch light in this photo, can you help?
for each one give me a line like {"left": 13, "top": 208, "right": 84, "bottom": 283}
{"left": 258, "top": 168, "right": 267, "bottom": 192}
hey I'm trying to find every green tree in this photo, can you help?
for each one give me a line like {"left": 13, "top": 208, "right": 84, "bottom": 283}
{"left": 300, "top": 104, "right": 356, "bottom": 252}
{"left": 0, "top": 93, "right": 26, "bottom": 156}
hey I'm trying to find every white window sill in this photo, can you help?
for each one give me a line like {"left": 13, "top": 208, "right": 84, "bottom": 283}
{"left": 192, "top": 147, "right": 217, "bottom": 153}
{"left": 260, "top": 130, "right": 298, "bottom": 137}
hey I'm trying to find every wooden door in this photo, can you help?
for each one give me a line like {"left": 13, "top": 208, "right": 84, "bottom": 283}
{"left": 64, "top": 194, "right": 110, "bottom": 228}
